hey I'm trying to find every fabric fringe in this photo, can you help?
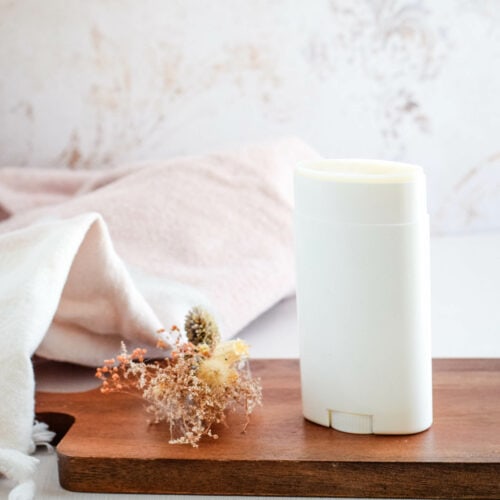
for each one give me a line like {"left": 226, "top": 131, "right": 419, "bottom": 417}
{"left": 30, "top": 421, "right": 56, "bottom": 453}
{"left": 0, "top": 421, "right": 55, "bottom": 499}
{"left": 0, "top": 448, "right": 38, "bottom": 500}
{"left": 8, "top": 479, "right": 35, "bottom": 500}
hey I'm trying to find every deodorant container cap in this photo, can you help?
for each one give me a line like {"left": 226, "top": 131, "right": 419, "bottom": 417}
{"left": 295, "top": 159, "right": 428, "bottom": 225}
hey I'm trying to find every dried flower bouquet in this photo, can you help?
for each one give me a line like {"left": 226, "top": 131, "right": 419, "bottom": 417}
{"left": 96, "top": 307, "right": 262, "bottom": 447}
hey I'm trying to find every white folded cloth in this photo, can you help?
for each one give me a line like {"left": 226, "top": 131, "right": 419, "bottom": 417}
{"left": 0, "top": 213, "right": 166, "bottom": 498}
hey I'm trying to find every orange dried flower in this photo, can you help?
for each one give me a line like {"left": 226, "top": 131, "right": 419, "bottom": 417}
{"left": 96, "top": 308, "right": 262, "bottom": 447}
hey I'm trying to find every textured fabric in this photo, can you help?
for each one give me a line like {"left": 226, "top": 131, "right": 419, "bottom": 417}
{"left": 0, "top": 213, "right": 164, "bottom": 499}
{"left": 0, "top": 138, "right": 319, "bottom": 338}
{"left": 0, "top": 138, "right": 320, "bottom": 498}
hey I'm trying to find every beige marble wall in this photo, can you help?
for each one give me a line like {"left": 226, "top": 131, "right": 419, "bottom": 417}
{"left": 1, "top": 0, "right": 499, "bottom": 234}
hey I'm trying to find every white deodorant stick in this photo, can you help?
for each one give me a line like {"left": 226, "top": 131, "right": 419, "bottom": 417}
{"left": 294, "top": 159, "right": 432, "bottom": 435}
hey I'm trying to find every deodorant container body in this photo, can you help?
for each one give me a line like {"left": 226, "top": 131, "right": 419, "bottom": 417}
{"left": 294, "top": 159, "right": 432, "bottom": 435}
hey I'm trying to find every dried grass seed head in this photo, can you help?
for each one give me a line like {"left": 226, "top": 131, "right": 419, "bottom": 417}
{"left": 184, "top": 306, "right": 220, "bottom": 347}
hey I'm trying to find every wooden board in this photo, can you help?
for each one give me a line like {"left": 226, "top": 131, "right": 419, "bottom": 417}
{"left": 35, "top": 359, "right": 500, "bottom": 499}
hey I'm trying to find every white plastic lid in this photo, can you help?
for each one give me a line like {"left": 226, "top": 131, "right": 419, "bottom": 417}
{"left": 295, "top": 159, "right": 428, "bottom": 225}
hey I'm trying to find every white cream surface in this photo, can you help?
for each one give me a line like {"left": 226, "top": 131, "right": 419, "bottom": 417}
{"left": 296, "top": 159, "right": 424, "bottom": 184}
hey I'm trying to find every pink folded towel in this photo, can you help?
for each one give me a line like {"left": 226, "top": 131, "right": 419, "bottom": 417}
{"left": 0, "top": 138, "right": 319, "bottom": 498}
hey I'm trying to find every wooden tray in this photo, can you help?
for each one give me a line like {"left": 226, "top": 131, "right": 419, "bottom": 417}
{"left": 35, "top": 359, "right": 500, "bottom": 499}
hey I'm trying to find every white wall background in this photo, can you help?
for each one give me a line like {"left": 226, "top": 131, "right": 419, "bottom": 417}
{"left": 1, "top": 0, "right": 499, "bottom": 234}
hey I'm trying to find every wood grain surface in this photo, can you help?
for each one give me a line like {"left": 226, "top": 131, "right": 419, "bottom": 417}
{"left": 35, "top": 358, "right": 500, "bottom": 498}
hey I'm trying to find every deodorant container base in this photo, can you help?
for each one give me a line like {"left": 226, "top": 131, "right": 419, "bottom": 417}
{"left": 294, "top": 159, "right": 432, "bottom": 435}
